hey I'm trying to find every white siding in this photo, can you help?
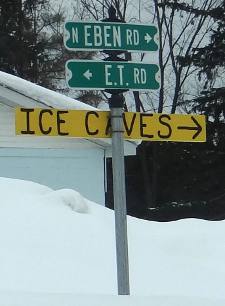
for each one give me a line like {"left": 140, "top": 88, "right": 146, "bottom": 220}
{"left": 0, "top": 103, "right": 135, "bottom": 205}
{"left": 0, "top": 104, "right": 106, "bottom": 204}
{"left": 0, "top": 76, "right": 136, "bottom": 206}
{"left": 0, "top": 148, "right": 106, "bottom": 204}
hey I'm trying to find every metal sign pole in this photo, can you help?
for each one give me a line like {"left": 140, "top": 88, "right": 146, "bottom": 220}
{"left": 109, "top": 94, "right": 130, "bottom": 295}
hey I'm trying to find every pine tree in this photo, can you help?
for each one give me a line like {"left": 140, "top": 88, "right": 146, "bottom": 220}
{"left": 22, "top": 0, "right": 65, "bottom": 87}
{"left": 0, "top": 0, "right": 66, "bottom": 89}
{"left": 0, "top": 0, "right": 31, "bottom": 76}
{"left": 162, "top": 1, "right": 225, "bottom": 147}
{"left": 188, "top": 1, "right": 225, "bottom": 148}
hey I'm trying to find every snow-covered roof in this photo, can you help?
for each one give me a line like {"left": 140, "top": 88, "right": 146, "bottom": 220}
{"left": 0, "top": 71, "right": 96, "bottom": 110}
{"left": 0, "top": 71, "right": 137, "bottom": 154}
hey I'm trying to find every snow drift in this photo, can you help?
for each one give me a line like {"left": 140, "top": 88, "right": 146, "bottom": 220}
{"left": 0, "top": 176, "right": 224, "bottom": 303}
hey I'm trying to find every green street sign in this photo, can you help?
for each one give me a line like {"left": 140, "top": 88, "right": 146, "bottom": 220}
{"left": 65, "top": 60, "right": 160, "bottom": 91}
{"left": 64, "top": 21, "right": 158, "bottom": 52}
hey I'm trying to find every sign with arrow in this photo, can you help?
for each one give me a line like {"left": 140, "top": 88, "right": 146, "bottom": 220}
{"left": 64, "top": 21, "right": 158, "bottom": 52}
{"left": 66, "top": 60, "right": 160, "bottom": 91}
{"left": 16, "top": 108, "right": 206, "bottom": 142}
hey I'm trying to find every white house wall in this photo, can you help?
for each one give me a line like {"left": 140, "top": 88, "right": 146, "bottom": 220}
{"left": 0, "top": 148, "right": 106, "bottom": 204}
{"left": 0, "top": 102, "right": 136, "bottom": 205}
{"left": 0, "top": 73, "right": 136, "bottom": 206}
{"left": 0, "top": 103, "right": 106, "bottom": 204}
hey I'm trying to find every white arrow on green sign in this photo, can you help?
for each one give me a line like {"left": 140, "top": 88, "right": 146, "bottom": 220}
{"left": 65, "top": 60, "right": 160, "bottom": 91}
{"left": 64, "top": 21, "right": 158, "bottom": 52}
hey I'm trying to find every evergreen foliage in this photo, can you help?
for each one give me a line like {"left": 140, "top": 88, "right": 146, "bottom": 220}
{"left": 0, "top": 0, "right": 103, "bottom": 103}
{"left": 172, "top": 1, "right": 225, "bottom": 125}
{"left": 107, "top": 138, "right": 225, "bottom": 221}
{"left": 0, "top": 0, "right": 65, "bottom": 89}
{"left": 139, "top": 1, "right": 225, "bottom": 220}
{"left": 0, "top": 0, "right": 30, "bottom": 76}
{"left": 185, "top": 4, "right": 225, "bottom": 162}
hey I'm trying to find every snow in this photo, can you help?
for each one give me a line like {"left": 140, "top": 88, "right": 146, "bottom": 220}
{"left": 0, "top": 177, "right": 225, "bottom": 305}
{"left": 1, "top": 294, "right": 225, "bottom": 306}
{"left": 0, "top": 71, "right": 96, "bottom": 110}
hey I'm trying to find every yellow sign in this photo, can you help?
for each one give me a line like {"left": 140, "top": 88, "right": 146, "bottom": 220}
{"left": 15, "top": 108, "right": 206, "bottom": 142}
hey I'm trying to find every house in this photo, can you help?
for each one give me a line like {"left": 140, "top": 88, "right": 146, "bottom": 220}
{"left": 0, "top": 71, "right": 136, "bottom": 205}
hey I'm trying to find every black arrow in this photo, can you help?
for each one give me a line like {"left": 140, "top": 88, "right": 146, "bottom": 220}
{"left": 177, "top": 116, "right": 202, "bottom": 139}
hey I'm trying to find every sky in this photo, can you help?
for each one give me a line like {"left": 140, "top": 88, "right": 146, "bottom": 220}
{"left": 0, "top": 176, "right": 225, "bottom": 306}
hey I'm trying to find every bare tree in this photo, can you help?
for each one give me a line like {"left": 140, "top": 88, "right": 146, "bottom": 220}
{"left": 150, "top": 0, "right": 218, "bottom": 114}
{"left": 79, "top": 0, "right": 128, "bottom": 21}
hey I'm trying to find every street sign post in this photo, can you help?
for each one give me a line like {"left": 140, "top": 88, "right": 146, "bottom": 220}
{"left": 62, "top": 6, "right": 209, "bottom": 297}
{"left": 66, "top": 60, "right": 160, "bottom": 91}
{"left": 64, "top": 21, "right": 158, "bottom": 52}
{"left": 109, "top": 95, "right": 130, "bottom": 295}
{"left": 16, "top": 108, "right": 206, "bottom": 143}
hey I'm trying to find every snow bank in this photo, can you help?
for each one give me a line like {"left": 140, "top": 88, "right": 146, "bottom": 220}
{"left": 1, "top": 293, "right": 225, "bottom": 306}
{"left": 0, "top": 177, "right": 225, "bottom": 301}
{"left": 0, "top": 177, "right": 88, "bottom": 214}
{"left": 0, "top": 177, "right": 116, "bottom": 295}
{"left": 40, "top": 189, "right": 89, "bottom": 213}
